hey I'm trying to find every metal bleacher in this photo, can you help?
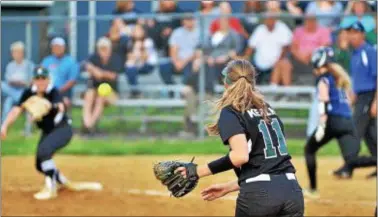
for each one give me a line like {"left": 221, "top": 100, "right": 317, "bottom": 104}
{"left": 72, "top": 65, "right": 315, "bottom": 132}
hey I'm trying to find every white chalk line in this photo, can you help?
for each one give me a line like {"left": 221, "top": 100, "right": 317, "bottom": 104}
{"left": 4, "top": 186, "right": 376, "bottom": 207}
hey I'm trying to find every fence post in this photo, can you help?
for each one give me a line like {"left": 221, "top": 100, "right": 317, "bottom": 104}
{"left": 69, "top": 1, "right": 77, "bottom": 60}
{"left": 24, "top": 21, "right": 32, "bottom": 136}
{"left": 197, "top": 15, "right": 206, "bottom": 140}
{"left": 88, "top": 1, "right": 96, "bottom": 55}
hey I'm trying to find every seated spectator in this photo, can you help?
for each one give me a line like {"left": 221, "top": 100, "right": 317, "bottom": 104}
{"left": 195, "top": 0, "right": 220, "bottom": 42}
{"left": 210, "top": 2, "right": 249, "bottom": 39}
{"left": 244, "top": 10, "right": 293, "bottom": 85}
{"left": 108, "top": 18, "right": 129, "bottom": 63}
{"left": 333, "top": 29, "right": 351, "bottom": 72}
{"left": 82, "top": 37, "right": 123, "bottom": 133}
{"left": 113, "top": 0, "right": 141, "bottom": 26}
{"left": 41, "top": 37, "right": 78, "bottom": 107}
{"left": 160, "top": 15, "right": 199, "bottom": 85}
{"left": 265, "top": 0, "right": 296, "bottom": 29}
{"left": 125, "top": 24, "right": 158, "bottom": 98}
{"left": 290, "top": 14, "right": 331, "bottom": 84}
{"left": 285, "top": 0, "right": 310, "bottom": 25}
{"left": 1, "top": 41, "right": 34, "bottom": 123}
{"left": 147, "top": 0, "right": 182, "bottom": 57}
{"left": 205, "top": 17, "right": 242, "bottom": 83}
{"left": 241, "top": 0, "right": 264, "bottom": 35}
{"left": 341, "top": 1, "right": 376, "bottom": 33}
{"left": 305, "top": 0, "right": 344, "bottom": 29}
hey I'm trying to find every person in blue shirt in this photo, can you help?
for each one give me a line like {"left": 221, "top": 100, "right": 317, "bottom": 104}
{"left": 346, "top": 21, "right": 377, "bottom": 179}
{"left": 41, "top": 37, "right": 79, "bottom": 108}
{"left": 304, "top": 47, "right": 360, "bottom": 198}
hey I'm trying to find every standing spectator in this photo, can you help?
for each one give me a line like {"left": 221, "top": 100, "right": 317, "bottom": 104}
{"left": 113, "top": 0, "right": 141, "bottom": 26}
{"left": 82, "top": 37, "right": 123, "bottom": 133}
{"left": 290, "top": 14, "right": 332, "bottom": 84}
{"left": 210, "top": 2, "right": 249, "bottom": 39}
{"left": 347, "top": 22, "right": 377, "bottom": 173}
{"left": 160, "top": 15, "right": 199, "bottom": 85}
{"left": 305, "top": 0, "right": 344, "bottom": 29}
{"left": 244, "top": 13, "right": 292, "bottom": 85}
{"left": 1, "top": 41, "right": 34, "bottom": 123}
{"left": 341, "top": 1, "right": 376, "bottom": 33}
{"left": 195, "top": 0, "right": 220, "bottom": 42}
{"left": 125, "top": 24, "right": 158, "bottom": 98}
{"left": 108, "top": 18, "right": 129, "bottom": 63}
{"left": 241, "top": 0, "right": 264, "bottom": 35}
{"left": 205, "top": 17, "right": 242, "bottom": 83}
{"left": 41, "top": 37, "right": 79, "bottom": 107}
{"left": 333, "top": 29, "right": 351, "bottom": 72}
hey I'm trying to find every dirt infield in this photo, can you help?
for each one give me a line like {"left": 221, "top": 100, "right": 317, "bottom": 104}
{"left": 2, "top": 155, "right": 376, "bottom": 216}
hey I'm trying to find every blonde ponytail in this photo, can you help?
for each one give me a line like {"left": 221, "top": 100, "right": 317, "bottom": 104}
{"left": 327, "top": 63, "right": 352, "bottom": 90}
{"left": 206, "top": 59, "right": 269, "bottom": 136}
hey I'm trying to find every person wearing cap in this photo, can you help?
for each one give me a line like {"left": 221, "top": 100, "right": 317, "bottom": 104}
{"left": 1, "top": 66, "right": 75, "bottom": 200}
{"left": 2, "top": 41, "right": 34, "bottom": 123}
{"left": 82, "top": 37, "right": 123, "bottom": 133}
{"left": 41, "top": 37, "right": 79, "bottom": 108}
{"left": 346, "top": 21, "right": 377, "bottom": 178}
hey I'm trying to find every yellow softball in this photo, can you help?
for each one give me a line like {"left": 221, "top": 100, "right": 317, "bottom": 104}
{"left": 97, "top": 83, "right": 112, "bottom": 97}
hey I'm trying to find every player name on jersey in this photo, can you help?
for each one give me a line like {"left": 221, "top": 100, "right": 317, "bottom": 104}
{"left": 247, "top": 107, "right": 276, "bottom": 118}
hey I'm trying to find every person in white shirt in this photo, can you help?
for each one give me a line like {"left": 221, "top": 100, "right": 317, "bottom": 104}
{"left": 244, "top": 13, "right": 293, "bottom": 85}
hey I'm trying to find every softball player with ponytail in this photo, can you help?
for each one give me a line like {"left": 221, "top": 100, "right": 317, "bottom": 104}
{"left": 173, "top": 59, "right": 304, "bottom": 217}
{"left": 1, "top": 66, "right": 101, "bottom": 200}
{"left": 304, "top": 47, "right": 362, "bottom": 198}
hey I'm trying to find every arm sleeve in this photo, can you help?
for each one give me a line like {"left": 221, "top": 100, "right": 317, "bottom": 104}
{"left": 218, "top": 108, "right": 245, "bottom": 145}
{"left": 4, "top": 63, "right": 12, "bottom": 82}
{"left": 168, "top": 30, "right": 178, "bottom": 46}
{"left": 368, "top": 48, "right": 377, "bottom": 77}
{"left": 16, "top": 90, "right": 31, "bottom": 106}
{"left": 282, "top": 23, "right": 293, "bottom": 46}
{"left": 51, "top": 89, "right": 64, "bottom": 104}
{"left": 248, "top": 27, "right": 260, "bottom": 48}
{"left": 68, "top": 60, "right": 79, "bottom": 81}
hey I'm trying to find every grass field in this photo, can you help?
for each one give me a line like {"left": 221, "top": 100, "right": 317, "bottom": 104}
{"left": 2, "top": 117, "right": 369, "bottom": 157}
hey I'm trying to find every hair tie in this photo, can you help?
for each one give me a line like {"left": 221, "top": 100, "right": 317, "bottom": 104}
{"left": 239, "top": 76, "right": 250, "bottom": 83}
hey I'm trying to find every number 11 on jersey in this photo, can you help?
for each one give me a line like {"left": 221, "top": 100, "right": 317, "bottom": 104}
{"left": 258, "top": 118, "right": 288, "bottom": 159}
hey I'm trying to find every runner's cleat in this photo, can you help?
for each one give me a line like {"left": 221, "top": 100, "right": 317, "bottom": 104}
{"left": 33, "top": 177, "right": 57, "bottom": 200}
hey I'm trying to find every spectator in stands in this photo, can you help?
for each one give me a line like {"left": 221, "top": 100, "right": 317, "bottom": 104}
{"left": 82, "top": 37, "right": 123, "bottom": 133}
{"left": 210, "top": 2, "right": 249, "bottom": 39}
{"left": 113, "top": 0, "right": 140, "bottom": 26}
{"left": 244, "top": 6, "right": 293, "bottom": 85}
{"left": 333, "top": 29, "right": 351, "bottom": 72}
{"left": 108, "top": 18, "right": 129, "bottom": 63}
{"left": 265, "top": 0, "right": 296, "bottom": 29}
{"left": 160, "top": 15, "right": 199, "bottom": 85}
{"left": 205, "top": 17, "right": 242, "bottom": 83}
{"left": 305, "top": 0, "right": 344, "bottom": 29}
{"left": 196, "top": 0, "right": 220, "bottom": 41}
{"left": 125, "top": 24, "right": 158, "bottom": 98}
{"left": 148, "top": 0, "right": 182, "bottom": 57}
{"left": 290, "top": 13, "right": 331, "bottom": 84}
{"left": 285, "top": 1, "right": 311, "bottom": 25}
{"left": 41, "top": 37, "right": 79, "bottom": 107}
{"left": 241, "top": 0, "right": 264, "bottom": 35}
{"left": 1, "top": 41, "right": 34, "bottom": 123}
{"left": 341, "top": 1, "right": 376, "bottom": 33}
